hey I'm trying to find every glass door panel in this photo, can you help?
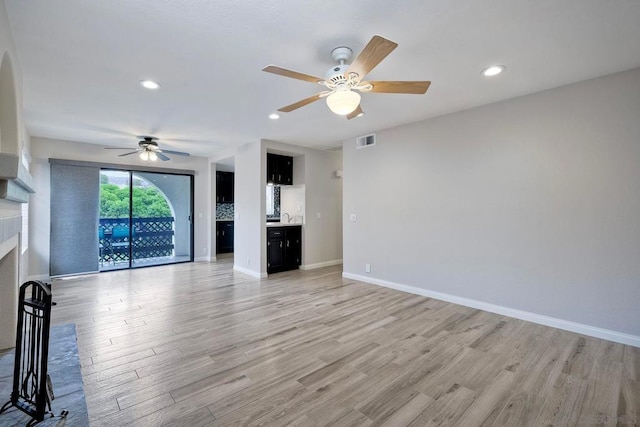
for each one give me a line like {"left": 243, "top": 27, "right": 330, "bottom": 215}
{"left": 131, "top": 172, "right": 193, "bottom": 268}
{"left": 99, "top": 170, "right": 131, "bottom": 271}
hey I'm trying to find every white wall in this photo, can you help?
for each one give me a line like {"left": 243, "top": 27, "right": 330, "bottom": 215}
{"left": 232, "top": 141, "right": 263, "bottom": 277}
{"left": 343, "top": 68, "right": 640, "bottom": 341}
{"left": 28, "top": 137, "right": 211, "bottom": 277}
{"left": 0, "top": 0, "right": 31, "bottom": 349}
{"left": 280, "top": 185, "right": 305, "bottom": 223}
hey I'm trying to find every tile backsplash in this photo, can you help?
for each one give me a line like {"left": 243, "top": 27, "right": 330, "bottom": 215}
{"left": 266, "top": 186, "right": 281, "bottom": 221}
{"left": 216, "top": 203, "right": 234, "bottom": 220}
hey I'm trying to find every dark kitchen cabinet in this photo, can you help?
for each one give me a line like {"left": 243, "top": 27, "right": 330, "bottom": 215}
{"left": 267, "top": 226, "right": 301, "bottom": 273}
{"left": 267, "top": 228, "right": 285, "bottom": 272}
{"left": 216, "top": 221, "right": 234, "bottom": 253}
{"left": 216, "top": 171, "right": 234, "bottom": 203}
{"left": 266, "top": 153, "right": 293, "bottom": 185}
{"left": 284, "top": 226, "right": 301, "bottom": 270}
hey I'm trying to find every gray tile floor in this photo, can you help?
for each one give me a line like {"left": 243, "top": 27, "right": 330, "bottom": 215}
{"left": 0, "top": 324, "right": 89, "bottom": 426}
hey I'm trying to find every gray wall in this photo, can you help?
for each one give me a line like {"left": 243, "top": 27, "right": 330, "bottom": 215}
{"left": 343, "top": 68, "right": 640, "bottom": 338}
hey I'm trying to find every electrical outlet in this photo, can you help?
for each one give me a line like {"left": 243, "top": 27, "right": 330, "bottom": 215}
{"left": 350, "top": 214, "right": 357, "bottom": 222}
{"left": 365, "top": 263, "right": 371, "bottom": 273}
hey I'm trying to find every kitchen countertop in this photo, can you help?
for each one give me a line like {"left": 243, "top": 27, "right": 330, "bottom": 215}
{"left": 266, "top": 222, "right": 303, "bottom": 227}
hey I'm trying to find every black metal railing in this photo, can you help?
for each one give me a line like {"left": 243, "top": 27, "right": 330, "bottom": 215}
{"left": 99, "top": 217, "right": 175, "bottom": 264}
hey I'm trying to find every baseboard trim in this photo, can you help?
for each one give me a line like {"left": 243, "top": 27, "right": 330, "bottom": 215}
{"left": 233, "top": 265, "right": 267, "bottom": 279}
{"left": 194, "top": 256, "right": 212, "bottom": 262}
{"left": 300, "top": 259, "right": 343, "bottom": 270}
{"left": 342, "top": 272, "right": 640, "bottom": 348}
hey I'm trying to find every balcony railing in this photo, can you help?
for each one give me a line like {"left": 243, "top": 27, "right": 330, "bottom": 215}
{"left": 99, "top": 217, "right": 174, "bottom": 264}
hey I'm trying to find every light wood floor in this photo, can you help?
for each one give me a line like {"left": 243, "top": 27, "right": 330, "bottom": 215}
{"left": 50, "top": 256, "right": 640, "bottom": 426}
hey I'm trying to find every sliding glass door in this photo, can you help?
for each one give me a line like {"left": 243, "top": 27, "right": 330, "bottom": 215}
{"left": 99, "top": 169, "right": 193, "bottom": 271}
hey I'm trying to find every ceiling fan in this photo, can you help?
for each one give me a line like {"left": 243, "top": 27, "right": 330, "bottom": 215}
{"left": 104, "top": 137, "right": 190, "bottom": 161}
{"left": 263, "top": 35, "right": 431, "bottom": 119}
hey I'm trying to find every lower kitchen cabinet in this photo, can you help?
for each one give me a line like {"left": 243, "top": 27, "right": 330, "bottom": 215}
{"left": 216, "top": 221, "right": 234, "bottom": 253}
{"left": 267, "top": 226, "right": 301, "bottom": 273}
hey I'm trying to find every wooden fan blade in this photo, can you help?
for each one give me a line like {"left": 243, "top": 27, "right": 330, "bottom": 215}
{"left": 104, "top": 147, "right": 135, "bottom": 150}
{"left": 156, "top": 152, "right": 170, "bottom": 161}
{"left": 278, "top": 93, "right": 325, "bottom": 112}
{"left": 346, "top": 105, "right": 364, "bottom": 120}
{"left": 347, "top": 35, "right": 398, "bottom": 83}
{"left": 263, "top": 65, "right": 323, "bottom": 84}
{"left": 160, "top": 149, "right": 190, "bottom": 156}
{"left": 366, "top": 80, "right": 431, "bottom": 94}
{"left": 118, "top": 151, "right": 139, "bottom": 157}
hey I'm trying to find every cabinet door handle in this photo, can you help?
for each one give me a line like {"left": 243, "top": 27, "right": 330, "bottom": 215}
{"left": 280, "top": 241, "right": 283, "bottom": 248}
{"left": 278, "top": 174, "right": 281, "bottom": 181}
{"left": 222, "top": 230, "right": 225, "bottom": 236}
{"left": 286, "top": 240, "right": 289, "bottom": 248}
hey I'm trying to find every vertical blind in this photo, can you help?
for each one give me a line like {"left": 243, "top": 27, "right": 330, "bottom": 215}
{"left": 50, "top": 163, "right": 100, "bottom": 276}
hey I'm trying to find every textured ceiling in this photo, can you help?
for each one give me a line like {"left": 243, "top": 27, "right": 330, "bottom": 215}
{"left": 5, "top": 0, "right": 640, "bottom": 157}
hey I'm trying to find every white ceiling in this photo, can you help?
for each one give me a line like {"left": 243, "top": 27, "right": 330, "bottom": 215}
{"left": 5, "top": 0, "right": 640, "bottom": 157}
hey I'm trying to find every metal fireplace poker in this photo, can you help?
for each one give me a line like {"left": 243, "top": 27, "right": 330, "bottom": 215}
{"left": 0, "top": 280, "right": 68, "bottom": 425}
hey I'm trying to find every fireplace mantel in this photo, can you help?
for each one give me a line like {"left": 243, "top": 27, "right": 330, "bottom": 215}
{"left": 0, "top": 153, "right": 34, "bottom": 203}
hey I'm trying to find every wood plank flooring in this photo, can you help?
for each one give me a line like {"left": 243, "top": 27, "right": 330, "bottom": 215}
{"left": 49, "top": 256, "right": 640, "bottom": 426}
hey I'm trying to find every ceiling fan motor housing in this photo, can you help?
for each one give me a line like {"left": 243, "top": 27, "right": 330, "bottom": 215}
{"left": 140, "top": 141, "right": 158, "bottom": 149}
{"left": 325, "top": 64, "right": 349, "bottom": 84}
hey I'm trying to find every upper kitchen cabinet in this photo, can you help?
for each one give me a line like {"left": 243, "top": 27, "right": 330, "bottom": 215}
{"left": 216, "top": 171, "right": 234, "bottom": 202}
{"left": 267, "top": 153, "right": 293, "bottom": 185}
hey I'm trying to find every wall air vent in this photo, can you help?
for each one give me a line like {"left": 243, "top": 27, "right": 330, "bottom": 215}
{"left": 356, "top": 133, "right": 376, "bottom": 149}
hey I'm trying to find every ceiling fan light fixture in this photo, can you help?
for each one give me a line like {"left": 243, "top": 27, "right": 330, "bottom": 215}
{"left": 139, "top": 150, "right": 149, "bottom": 161}
{"left": 148, "top": 151, "right": 158, "bottom": 161}
{"left": 326, "top": 90, "right": 361, "bottom": 115}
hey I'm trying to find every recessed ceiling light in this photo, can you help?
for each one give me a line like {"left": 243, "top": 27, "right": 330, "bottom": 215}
{"left": 269, "top": 113, "right": 280, "bottom": 120}
{"left": 139, "top": 80, "right": 160, "bottom": 89}
{"left": 481, "top": 65, "right": 506, "bottom": 77}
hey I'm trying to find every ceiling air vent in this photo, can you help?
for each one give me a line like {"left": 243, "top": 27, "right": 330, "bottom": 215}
{"left": 356, "top": 133, "right": 376, "bottom": 149}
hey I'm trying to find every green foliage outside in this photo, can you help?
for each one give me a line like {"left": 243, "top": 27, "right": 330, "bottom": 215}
{"left": 100, "top": 183, "right": 172, "bottom": 218}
